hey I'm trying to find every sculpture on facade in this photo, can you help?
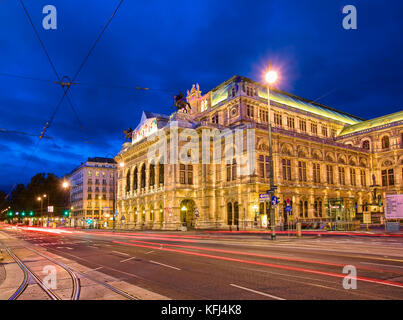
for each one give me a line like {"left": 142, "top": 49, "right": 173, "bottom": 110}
{"left": 173, "top": 93, "right": 191, "bottom": 113}
{"left": 123, "top": 127, "right": 133, "bottom": 140}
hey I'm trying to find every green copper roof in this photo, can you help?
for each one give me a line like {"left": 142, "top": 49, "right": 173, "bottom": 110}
{"left": 209, "top": 75, "right": 364, "bottom": 125}
{"left": 339, "top": 109, "right": 403, "bottom": 136}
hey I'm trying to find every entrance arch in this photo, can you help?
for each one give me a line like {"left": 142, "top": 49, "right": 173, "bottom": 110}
{"left": 180, "top": 199, "right": 196, "bottom": 228}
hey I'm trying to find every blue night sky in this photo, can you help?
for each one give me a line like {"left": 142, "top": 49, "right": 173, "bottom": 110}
{"left": 0, "top": 0, "right": 402, "bottom": 193}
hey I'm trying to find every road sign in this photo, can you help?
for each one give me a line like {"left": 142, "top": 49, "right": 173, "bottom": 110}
{"left": 271, "top": 196, "right": 279, "bottom": 205}
{"left": 285, "top": 205, "right": 292, "bottom": 212}
{"left": 259, "top": 193, "right": 270, "bottom": 200}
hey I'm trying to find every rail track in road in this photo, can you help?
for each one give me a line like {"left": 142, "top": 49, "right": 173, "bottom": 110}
{"left": 6, "top": 245, "right": 138, "bottom": 300}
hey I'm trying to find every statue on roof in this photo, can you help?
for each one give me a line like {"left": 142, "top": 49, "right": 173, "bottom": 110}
{"left": 123, "top": 127, "right": 133, "bottom": 140}
{"left": 173, "top": 93, "right": 191, "bottom": 113}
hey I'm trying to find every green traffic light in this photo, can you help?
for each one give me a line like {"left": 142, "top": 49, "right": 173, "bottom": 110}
{"left": 64, "top": 211, "right": 69, "bottom": 216}
{"left": 29, "top": 211, "right": 34, "bottom": 216}
{"left": 8, "top": 211, "right": 13, "bottom": 217}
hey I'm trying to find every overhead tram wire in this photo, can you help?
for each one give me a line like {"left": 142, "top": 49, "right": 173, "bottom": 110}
{"left": 4, "top": 0, "right": 125, "bottom": 198}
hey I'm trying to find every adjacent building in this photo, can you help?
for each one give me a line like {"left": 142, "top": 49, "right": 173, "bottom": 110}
{"left": 115, "top": 75, "right": 403, "bottom": 230}
{"left": 68, "top": 157, "right": 117, "bottom": 227}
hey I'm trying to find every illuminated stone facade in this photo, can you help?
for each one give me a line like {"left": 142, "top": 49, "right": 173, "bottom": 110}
{"left": 115, "top": 76, "right": 403, "bottom": 230}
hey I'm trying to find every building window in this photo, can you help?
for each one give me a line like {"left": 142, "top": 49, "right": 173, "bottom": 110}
{"left": 88, "top": 179, "right": 92, "bottom": 185}
{"left": 287, "top": 117, "right": 295, "bottom": 129}
{"left": 133, "top": 167, "right": 138, "bottom": 190}
{"left": 360, "top": 169, "right": 366, "bottom": 187}
{"left": 326, "top": 165, "right": 334, "bottom": 184}
{"left": 298, "top": 161, "right": 307, "bottom": 182}
{"left": 95, "top": 171, "right": 99, "bottom": 177}
{"left": 149, "top": 164, "right": 155, "bottom": 187}
{"left": 282, "top": 159, "right": 291, "bottom": 181}
{"left": 180, "top": 164, "right": 193, "bottom": 185}
{"left": 88, "top": 171, "right": 92, "bottom": 177}
{"left": 311, "top": 123, "right": 318, "bottom": 135}
{"left": 362, "top": 140, "right": 370, "bottom": 150}
{"left": 299, "top": 119, "right": 306, "bottom": 132}
{"left": 338, "top": 167, "right": 346, "bottom": 185}
{"left": 259, "top": 110, "right": 268, "bottom": 123}
{"left": 382, "top": 169, "right": 394, "bottom": 186}
{"left": 247, "top": 105, "right": 254, "bottom": 118}
{"left": 141, "top": 165, "right": 146, "bottom": 188}
{"left": 314, "top": 200, "right": 322, "bottom": 217}
{"left": 313, "top": 163, "right": 320, "bottom": 183}
{"left": 226, "top": 159, "right": 237, "bottom": 181}
{"left": 331, "top": 129, "right": 337, "bottom": 137}
{"left": 274, "top": 112, "right": 282, "bottom": 127}
{"left": 87, "top": 194, "right": 92, "bottom": 200}
{"left": 258, "top": 155, "right": 270, "bottom": 178}
{"left": 212, "top": 114, "right": 219, "bottom": 124}
{"left": 350, "top": 168, "right": 356, "bottom": 186}
{"left": 322, "top": 126, "right": 328, "bottom": 137}
{"left": 381, "top": 136, "right": 390, "bottom": 149}
{"left": 126, "top": 171, "right": 130, "bottom": 193}
{"left": 159, "top": 163, "right": 164, "bottom": 185}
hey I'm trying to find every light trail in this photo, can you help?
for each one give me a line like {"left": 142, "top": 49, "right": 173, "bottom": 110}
{"left": 113, "top": 240, "right": 403, "bottom": 289}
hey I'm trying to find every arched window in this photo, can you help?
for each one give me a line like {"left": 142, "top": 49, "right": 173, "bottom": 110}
{"left": 133, "top": 167, "right": 138, "bottom": 190}
{"left": 234, "top": 202, "right": 239, "bottom": 226}
{"left": 227, "top": 203, "right": 233, "bottom": 225}
{"left": 140, "top": 164, "right": 146, "bottom": 188}
{"left": 149, "top": 164, "right": 155, "bottom": 187}
{"left": 125, "top": 171, "right": 131, "bottom": 193}
{"left": 381, "top": 136, "right": 390, "bottom": 149}
{"left": 159, "top": 163, "right": 164, "bottom": 185}
{"left": 362, "top": 140, "right": 370, "bottom": 150}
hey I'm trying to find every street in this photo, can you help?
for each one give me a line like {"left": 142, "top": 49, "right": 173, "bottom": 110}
{"left": 1, "top": 225, "right": 402, "bottom": 300}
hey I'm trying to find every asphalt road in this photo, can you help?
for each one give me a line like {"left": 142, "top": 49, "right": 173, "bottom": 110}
{"left": 1, "top": 226, "right": 403, "bottom": 300}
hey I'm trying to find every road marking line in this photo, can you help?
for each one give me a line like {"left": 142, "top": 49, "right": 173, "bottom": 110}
{"left": 120, "top": 256, "right": 136, "bottom": 263}
{"left": 145, "top": 250, "right": 155, "bottom": 254}
{"left": 230, "top": 284, "right": 285, "bottom": 300}
{"left": 149, "top": 260, "right": 181, "bottom": 270}
{"left": 65, "top": 247, "right": 73, "bottom": 250}
{"left": 112, "top": 250, "right": 129, "bottom": 256}
{"left": 360, "top": 262, "right": 403, "bottom": 269}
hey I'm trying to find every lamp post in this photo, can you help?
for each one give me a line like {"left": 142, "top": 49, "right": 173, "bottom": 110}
{"left": 265, "top": 61, "right": 278, "bottom": 240}
{"left": 62, "top": 181, "right": 70, "bottom": 226}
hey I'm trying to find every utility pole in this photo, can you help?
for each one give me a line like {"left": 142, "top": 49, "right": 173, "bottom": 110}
{"left": 265, "top": 61, "right": 278, "bottom": 240}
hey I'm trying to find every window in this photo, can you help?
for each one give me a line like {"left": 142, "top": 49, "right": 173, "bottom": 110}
{"left": 87, "top": 194, "right": 92, "bottom": 200}
{"left": 159, "top": 163, "right": 164, "bottom": 185}
{"left": 149, "top": 164, "right": 155, "bottom": 187}
{"left": 88, "top": 179, "right": 92, "bottom": 185}
{"left": 125, "top": 172, "right": 130, "bottom": 193}
{"left": 299, "top": 200, "right": 308, "bottom": 218}
{"left": 326, "top": 165, "right": 334, "bottom": 184}
{"left": 180, "top": 164, "right": 193, "bottom": 185}
{"left": 362, "top": 140, "right": 370, "bottom": 150}
{"left": 381, "top": 136, "right": 390, "bottom": 149}
{"left": 247, "top": 105, "right": 254, "bottom": 118}
{"left": 287, "top": 117, "right": 295, "bottom": 129}
{"left": 322, "top": 126, "right": 328, "bottom": 137}
{"left": 95, "top": 179, "right": 99, "bottom": 185}
{"left": 313, "top": 163, "right": 320, "bottom": 183}
{"left": 274, "top": 113, "right": 282, "bottom": 127}
{"left": 212, "top": 114, "right": 219, "bottom": 124}
{"left": 88, "top": 186, "right": 92, "bottom": 192}
{"left": 259, "top": 110, "right": 268, "bottom": 123}
{"left": 360, "top": 169, "right": 366, "bottom": 187}
{"left": 226, "top": 159, "right": 237, "bottom": 181}
{"left": 311, "top": 123, "right": 318, "bottom": 135}
{"left": 382, "top": 169, "right": 394, "bottom": 186}
{"left": 258, "top": 155, "right": 270, "bottom": 178}
{"left": 141, "top": 165, "right": 146, "bottom": 188}
{"left": 338, "top": 167, "right": 346, "bottom": 185}
{"left": 102, "top": 179, "right": 107, "bottom": 185}
{"left": 282, "top": 159, "right": 291, "bottom": 181}
{"left": 88, "top": 171, "right": 92, "bottom": 177}
{"left": 231, "top": 87, "right": 236, "bottom": 97}
{"left": 331, "top": 129, "right": 337, "bottom": 137}
{"left": 96, "top": 171, "right": 99, "bottom": 177}
{"left": 314, "top": 200, "right": 322, "bottom": 217}
{"left": 298, "top": 161, "right": 307, "bottom": 182}
{"left": 350, "top": 168, "right": 356, "bottom": 186}
{"left": 133, "top": 167, "right": 138, "bottom": 190}
{"left": 299, "top": 119, "right": 306, "bottom": 132}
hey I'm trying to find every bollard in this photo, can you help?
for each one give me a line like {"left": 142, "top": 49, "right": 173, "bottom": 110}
{"left": 296, "top": 222, "right": 302, "bottom": 237}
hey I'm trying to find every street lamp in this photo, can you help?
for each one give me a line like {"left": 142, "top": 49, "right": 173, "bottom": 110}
{"left": 264, "top": 61, "right": 278, "bottom": 240}
{"left": 37, "top": 196, "right": 43, "bottom": 225}
{"left": 181, "top": 206, "right": 187, "bottom": 225}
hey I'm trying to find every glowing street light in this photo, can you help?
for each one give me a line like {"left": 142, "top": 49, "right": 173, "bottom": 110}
{"left": 265, "top": 70, "right": 278, "bottom": 84}
{"left": 62, "top": 181, "right": 69, "bottom": 189}
{"left": 119, "top": 162, "right": 125, "bottom": 168}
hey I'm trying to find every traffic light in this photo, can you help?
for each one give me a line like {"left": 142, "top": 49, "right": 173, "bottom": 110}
{"left": 8, "top": 211, "right": 13, "bottom": 217}
{"left": 21, "top": 211, "right": 26, "bottom": 217}
{"left": 64, "top": 210, "right": 69, "bottom": 217}
{"left": 29, "top": 211, "right": 34, "bottom": 216}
